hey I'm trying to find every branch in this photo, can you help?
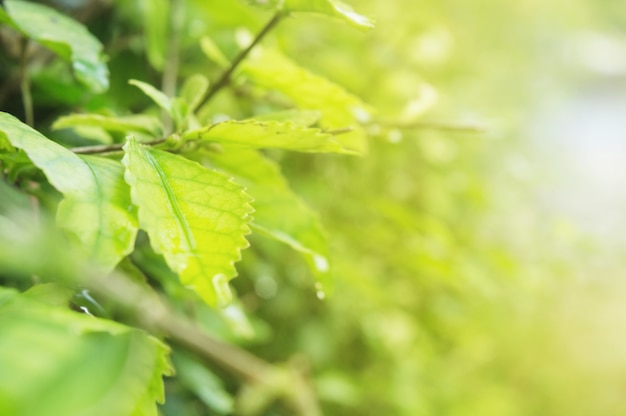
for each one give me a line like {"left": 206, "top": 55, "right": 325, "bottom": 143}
{"left": 196, "top": 12, "right": 286, "bottom": 111}
{"left": 374, "top": 119, "right": 485, "bottom": 133}
{"left": 88, "top": 271, "right": 321, "bottom": 415}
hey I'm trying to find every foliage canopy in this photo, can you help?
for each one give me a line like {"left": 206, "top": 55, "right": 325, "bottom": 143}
{"left": 1, "top": 0, "right": 625, "bottom": 415}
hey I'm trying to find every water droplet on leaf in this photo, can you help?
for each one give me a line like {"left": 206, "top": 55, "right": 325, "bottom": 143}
{"left": 212, "top": 274, "right": 232, "bottom": 307}
{"left": 315, "top": 282, "right": 326, "bottom": 300}
{"left": 313, "top": 254, "right": 329, "bottom": 273}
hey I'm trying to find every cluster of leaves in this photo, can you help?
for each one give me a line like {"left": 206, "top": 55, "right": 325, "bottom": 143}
{"left": 0, "top": 0, "right": 383, "bottom": 414}
{"left": 6, "top": 0, "right": 616, "bottom": 415}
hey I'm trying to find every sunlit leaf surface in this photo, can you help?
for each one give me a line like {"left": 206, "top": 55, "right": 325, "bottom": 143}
{"left": 184, "top": 119, "right": 355, "bottom": 154}
{"left": 244, "top": 0, "right": 373, "bottom": 29}
{"left": 284, "top": 0, "right": 374, "bottom": 29}
{"left": 122, "top": 137, "right": 253, "bottom": 307}
{"left": 242, "top": 49, "right": 371, "bottom": 154}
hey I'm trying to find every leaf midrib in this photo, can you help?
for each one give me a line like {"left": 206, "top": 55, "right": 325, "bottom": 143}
{"left": 144, "top": 150, "right": 196, "bottom": 251}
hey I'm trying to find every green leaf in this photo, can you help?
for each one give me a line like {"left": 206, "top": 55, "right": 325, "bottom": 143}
{"left": 122, "top": 137, "right": 254, "bottom": 307}
{"left": 180, "top": 74, "right": 210, "bottom": 113}
{"left": 284, "top": 0, "right": 374, "bottom": 29}
{"left": 200, "top": 36, "right": 230, "bottom": 68}
{"left": 138, "top": 0, "right": 170, "bottom": 70}
{"left": 247, "top": 109, "right": 322, "bottom": 127}
{"left": 1, "top": 0, "right": 109, "bottom": 92}
{"left": 183, "top": 119, "right": 355, "bottom": 154}
{"left": 244, "top": 0, "right": 373, "bottom": 29}
{"left": 129, "top": 79, "right": 172, "bottom": 113}
{"left": 242, "top": 48, "right": 371, "bottom": 154}
{"left": 53, "top": 113, "right": 163, "bottom": 137}
{"left": 173, "top": 351, "right": 234, "bottom": 415}
{"left": 0, "top": 112, "right": 139, "bottom": 272}
{"left": 207, "top": 147, "right": 331, "bottom": 292}
{"left": 0, "top": 287, "right": 171, "bottom": 416}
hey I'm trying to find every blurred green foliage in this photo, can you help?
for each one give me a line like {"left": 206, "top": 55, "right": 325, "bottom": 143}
{"left": 2, "top": 0, "right": 626, "bottom": 415}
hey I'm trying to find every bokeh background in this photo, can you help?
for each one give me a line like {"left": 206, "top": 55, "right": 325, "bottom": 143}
{"left": 246, "top": 1, "right": 626, "bottom": 414}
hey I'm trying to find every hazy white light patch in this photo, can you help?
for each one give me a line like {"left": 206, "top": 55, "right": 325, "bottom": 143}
{"left": 529, "top": 82, "right": 626, "bottom": 242}
{"left": 387, "top": 129, "right": 403, "bottom": 144}
{"left": 313, "top": 254, "right": 329, "bottom": 273}
{"left": 235, "top": 28, "right": 253, "bottom": 48}
{"left": 577, "top": 32, "right": 626, "bottom": 76}
{"left": 403, "top": 84, "right": 439, "bottom": 118}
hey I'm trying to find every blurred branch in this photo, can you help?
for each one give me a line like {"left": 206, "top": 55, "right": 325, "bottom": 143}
{"left": 196, "top": 11, "right": 286, "bottom": 110}
{"left": 88, "top": 271, "right": 321, "bottom": 416}
{"left": 373, "top": 119, "right": 485, "bottom": 133}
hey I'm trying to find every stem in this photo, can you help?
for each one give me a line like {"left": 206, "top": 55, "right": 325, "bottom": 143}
{"left": 88, "top": 271, "right": 320, "bottom": 414}
{"left": 70, "top": 138, "right": 167, "bottom": 155}
{"left": 196, "top": 11, "right": 286, "bottom": 111}
{"left": 19, "top": 38, "right": 33, "bottom": 126}
{"left": 161, "top": 0, "right": 185, "bottom": 134}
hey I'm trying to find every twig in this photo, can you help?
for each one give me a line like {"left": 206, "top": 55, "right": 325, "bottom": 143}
{"left": 374, "top": 119, "right": 485, "bottom": 133}
{"left": 19, "top": 38, "right": 33, "bottom": 126}
{"left": 196, "top": 11, "right": 286, "bottom": 111}
{"left": 70, "top": 137, "right": 166, "bottom": 154}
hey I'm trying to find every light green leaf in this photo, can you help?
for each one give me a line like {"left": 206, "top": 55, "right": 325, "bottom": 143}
{"left": 200, "top": 36, "right": 230, "bottom": 68}
{"left": 138, "top": 0, "right": 169, "bottom": 70}
{"left": 180, "top": 74, "right": 210, "bottom": 113}
{"left": 122, "top": 137, "right": 254, "bottom": 307}
{"left": 183, "top": 119, "right": 354, "bottom": 154}
{"left": 242, "top": 48, "right": 372, "bottom": 154}
{"left": 53, "top": 113, "right": 163, "bottom": 137}
{"left": 0, "top": 287, "right": 171, "bottom": 416}
{"left": 284, "top": 0, "right": 374, "bottom": 29}
{"left": 244, "top": 0, "right": 373, "bottom": 29}
{"left": 0, "top": 112, "right": 139, "bottom": 271}
{"left": 1, "top": 0, "right": 108, "bottom": 92}
{"left": 207, "top": 147, "right": 331, "bottom": 291}
{"left": 129, "top": 79, "right": 172, "bottom": 113}
{"left": 251, "top": 110, "right": 322, "bottom": 127}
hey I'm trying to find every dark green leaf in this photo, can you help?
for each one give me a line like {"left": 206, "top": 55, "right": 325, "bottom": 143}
{"left": 2, "top": 0, "right": 109, "bottom": 92}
